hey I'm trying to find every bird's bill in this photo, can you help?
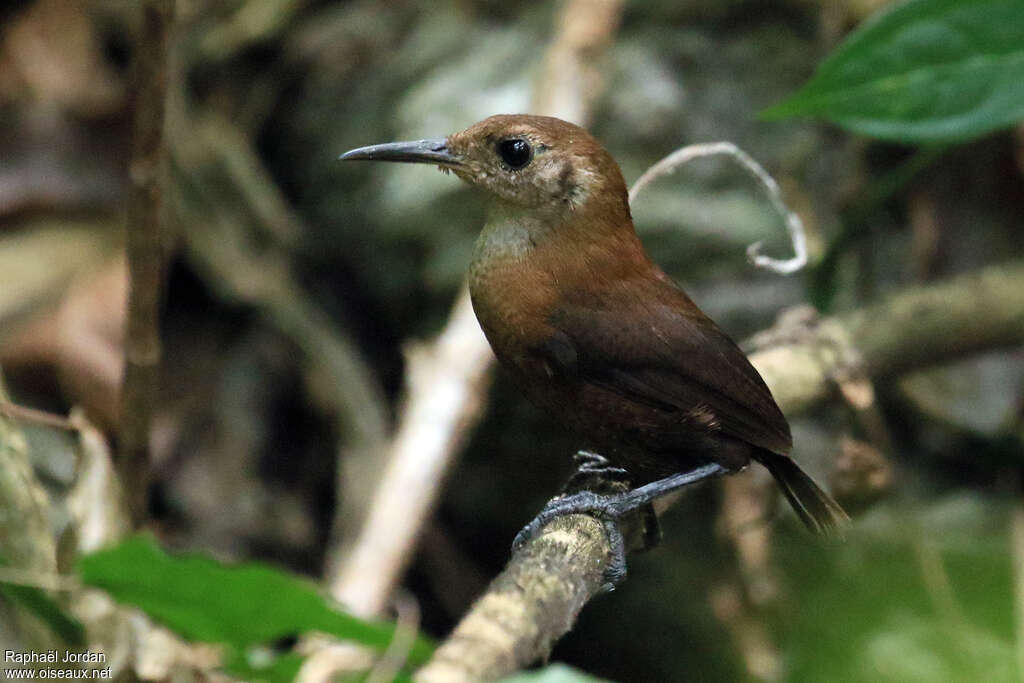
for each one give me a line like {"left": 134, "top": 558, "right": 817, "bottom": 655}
{"left": 338, "top": 138, "right": 460, "bottom": 167}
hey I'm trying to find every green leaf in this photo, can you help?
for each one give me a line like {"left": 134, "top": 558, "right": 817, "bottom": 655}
{"left": 0, "top": 555, "right": 86, "bottom": 647}
{"left": 500, "top": 663, "right": 613, "bottom": 682}
{"left": 76, "top": 535, "right": 432, "bottom": 665}
{"left": 0, "top": 583, "right": 86, "bottom": 647}
{"left": 762, "top": 0, "right": 1024, "bottom": 143}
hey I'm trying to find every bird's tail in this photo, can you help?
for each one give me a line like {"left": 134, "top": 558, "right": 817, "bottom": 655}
{"left": 754, "top": 449, "right": 849, "bottom": 536}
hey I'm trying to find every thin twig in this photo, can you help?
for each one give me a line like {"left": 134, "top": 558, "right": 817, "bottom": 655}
{"left": 628, "top": 141, "right": 808, "bottom": 274}
{"left": 0, "top": 400, "right": 78, "bottom": 432}
{"left": 296, "top": 591, "right": 423, "bottom": 683}
{"left": 366, "top": 591, "right": 421, "bottom": 683}
{"left": 118, "top": 0, "right": 174, "bottom": 526}
{"left": 532, "top": 0, "right": 623, "bottom": 123}
{"left": 329, "top": 287, "right": 493, "bottom": 616}
{"left": 66, "top": 408, "right": 132, "bottom": 553}
{"left": 719, "top": 470, "right": 781, "bottom": 608}
{"left": 709, "top": 581, "right": 782, "bottom": 682}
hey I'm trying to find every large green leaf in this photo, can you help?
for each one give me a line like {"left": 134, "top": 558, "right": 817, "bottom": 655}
{"left": 76, "top": 536, "right": 432, "bottom": 665}
{"left": 762, "top": 0, "right": 1024, "bottom": 143}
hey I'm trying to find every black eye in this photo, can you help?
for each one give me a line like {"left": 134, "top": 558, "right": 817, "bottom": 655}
{"left": 498, "top": 138, "right": 532, "bottom": 169}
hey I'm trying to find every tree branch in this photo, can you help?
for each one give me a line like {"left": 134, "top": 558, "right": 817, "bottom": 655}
{"left": 117, "top": 0, "right": 174, "bottom": 525}
{"left": 415, "top": 515, "right": 609, "bottom": 683}
{"left": 750, "top": 262, "right": 1024, "bottom": 415}
{"left": 328, "top": 287, "right": 494, "bottom": 616}
{"left": 414, "top": 261, "right": 1024, "bottom": 681}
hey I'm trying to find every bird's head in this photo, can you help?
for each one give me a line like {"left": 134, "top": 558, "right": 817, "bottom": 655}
{"left": 340, "top": 114, "right": 629, "bottom": 219}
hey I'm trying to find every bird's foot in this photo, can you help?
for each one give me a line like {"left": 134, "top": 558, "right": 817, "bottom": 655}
{"left": 511, "top": 462, "right": 729, "bottom": 590}
{"left": 565, "top": 453, "right": 662, "bottom": 550}
{"left": 512, "top": 490, "right": 632, "bottom": 590}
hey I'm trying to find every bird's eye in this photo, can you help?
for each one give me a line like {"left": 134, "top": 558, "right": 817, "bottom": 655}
{"left": 498, "top": 139, "right": 532, "bottom": 170}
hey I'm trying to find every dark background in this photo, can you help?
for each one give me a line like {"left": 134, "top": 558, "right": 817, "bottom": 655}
{"left": 1, "top": 1, "right": 1022, "bottom": 681}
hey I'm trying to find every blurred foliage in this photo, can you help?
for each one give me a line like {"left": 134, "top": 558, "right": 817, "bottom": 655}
{"left": 77, "top": 535, "right": 432, "bottom": 681}
{"left": 0, "top": 558, "right": 85, "bottom": 648}
{"left": 0, "top": 0, "right": 1023, "bottom": 680}
{"left": 779, "top": 496, "right": 1015, "bottom": 682}
{"left": 808, "top": 144, "right": 948, "bottom": 311}
{"left": 764, "top": 0, "right": 1024, "bottom": 143}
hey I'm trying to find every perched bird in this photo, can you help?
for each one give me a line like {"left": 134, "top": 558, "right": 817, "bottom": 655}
{"left": 341, "top": 115, "right": 847, "bottom": 582}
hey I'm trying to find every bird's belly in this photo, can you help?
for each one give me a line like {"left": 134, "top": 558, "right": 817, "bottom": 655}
{"left": 468, "top": 252, "right": 753, "bottom": 480}
{"left": 508, "top": 365, "right": 751, "bottom": 482}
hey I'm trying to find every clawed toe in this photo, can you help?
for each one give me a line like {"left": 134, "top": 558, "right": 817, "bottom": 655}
{"left": 511, "top": 463, "right": 728, "bottom": 590}
{"left": 512, "top": 490, "right": 630, "bottom": 588}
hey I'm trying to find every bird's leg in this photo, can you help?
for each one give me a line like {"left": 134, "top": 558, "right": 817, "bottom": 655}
{"left": 513, "top": 462, "right": 728, "bottom": 589}
{"left": 563, "top": 451, "right": 662, "bottom": 550}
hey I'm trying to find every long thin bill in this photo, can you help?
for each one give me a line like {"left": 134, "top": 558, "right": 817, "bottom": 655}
{"left": 338, "top": 138, "right": 459, "bottom": 166}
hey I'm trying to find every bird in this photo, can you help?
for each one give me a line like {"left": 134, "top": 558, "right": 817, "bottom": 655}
{"left": 340, "top": 114, "right": 848, "bottom": 583}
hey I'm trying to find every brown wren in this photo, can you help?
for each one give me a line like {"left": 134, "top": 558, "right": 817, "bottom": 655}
{"left": 341, "top": 115, "right": 848, "bottom": 583}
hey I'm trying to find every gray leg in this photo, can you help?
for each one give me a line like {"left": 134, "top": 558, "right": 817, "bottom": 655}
{"left": 513, "top": 462, "right": 728, "bottom": 588}
{"left": 613, "top": 463, "right": 727, "bottom": 511}
{"left": 567, "top": 452, "right": 660, "bottom": 551}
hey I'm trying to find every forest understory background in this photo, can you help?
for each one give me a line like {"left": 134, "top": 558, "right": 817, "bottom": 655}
{"left": 1, "top": 0, "right": 1023, "bottom": 681}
